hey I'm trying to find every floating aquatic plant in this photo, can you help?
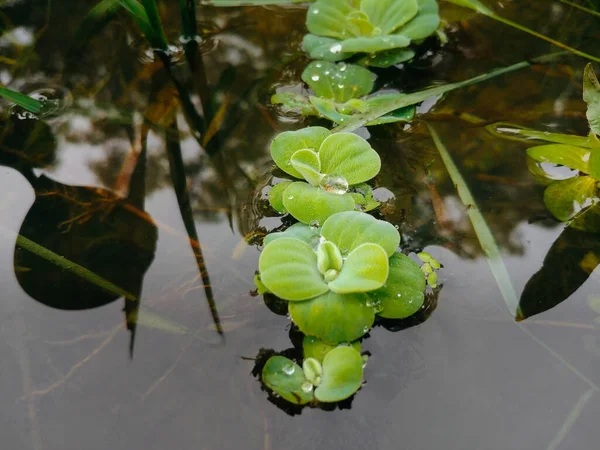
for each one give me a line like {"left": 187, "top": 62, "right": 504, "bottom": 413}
{"left": 268, "top": 127, "right": 381, "bottom": 223}
{"left": 272, "top": 60, "right": 415, "bottom": 125}
{"left": 303, "top": 0, "right": 440, "bottom": 68}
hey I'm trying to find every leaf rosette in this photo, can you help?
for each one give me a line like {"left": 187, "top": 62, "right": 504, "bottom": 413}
{"left": 303, "top": 0, "right": 440, "bottom": 68}
{"left": 272, "top": 61, "right": 416, "bottom": 125}
{"left": 268, "top": 127, "right": 381, "bottom": 224}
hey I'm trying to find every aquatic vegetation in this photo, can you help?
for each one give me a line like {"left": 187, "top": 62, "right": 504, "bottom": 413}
{"left": 303, "top": 0, "right": 440, "bottom": 67}
{"left": 268, "top": 127, "right": 381, "bottom": 223}
{"left": 272, "top": 60, "right": 415, "bottom": 125}
{"left": 0, "top": 86, "right": 42, "bottom": 114}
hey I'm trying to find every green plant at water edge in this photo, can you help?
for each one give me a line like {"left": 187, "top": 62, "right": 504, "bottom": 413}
{"left": 268, "top": 127, "right": 382, "bottom": 223}
{"left": 119, "top": 0, "right": 169, "bottom": 50}
{"left": 272, "top": 60, "right": 415, "bottom": 125}
{"left": 256, "top": 211, "right": 427, "bottom": 343}
{"left": 303, "top": 0, "right": 440, "bottom": 68}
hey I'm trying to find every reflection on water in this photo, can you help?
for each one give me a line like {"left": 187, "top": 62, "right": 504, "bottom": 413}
{"left": 1, "top": 0, "right": 600, "bottom": 449}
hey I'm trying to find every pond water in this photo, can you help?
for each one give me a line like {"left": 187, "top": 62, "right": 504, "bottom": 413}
{"left": 1, "top": 1, "right": 600, "bottom": 449}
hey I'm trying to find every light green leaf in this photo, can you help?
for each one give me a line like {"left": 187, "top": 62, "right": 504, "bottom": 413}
{"left": 360, "top": 0, "right": 418, "bottom": 35}
{"left": 259, "top": 237, "right": 328, "bottom": 301}
{"left": 317, "top": 241, "right": 343, "bottom": 274}
{"left": 0, "top": 86, "right": 42, "bottom": 114}
{"left": 321, "top": 211, "right": 401, "bottom": 257}
{"left": 263, "top": 222, "right": 321, "bottom": 247}
{"left": 395, "top": 0, "right": 440, "bottom": 40}
{"left": 318, "top": 133, "right": 381, "bottom": 184}
{"left": 290, "top": 149, "right": 323, "bottom": 186}
{"left": 302, "top": 358, "right": 323, "bottom": 386}
{"left": 584, "top": 63, "right": 600, "bottom": 136}
{"left": 289, "top": 291, "right": 375, "bottom": 344}
{"left": 282, "top": 182, "right": 355, "bottom": 224}
{"left": 270, "top": 127, "right": 331, "bottom": 178}
{"left": 271, "top": 92, "right": 316, "bottom": 115}
{"left": 302, "top": 336, "right": 361, "bottom": 363}
{"left": 302, "top": 61, "right": 374, "bottom": 103}
{"left": 262, "top": 356, "right": 313, "bottom": 405}
{"left": 544, "top": 176, "right": 598, "bottom": 222}
{"left": 329, "top": 243, "right": 389, "bottom": 294}
{"left": 306, "top": 0, "right": 358, "bottom": 40}
{"left": 362, "top": 48, "right": 415, "bottom": 68}
{"left": 590, "top": 148, "right": 600, "bottom": 180}
{"left": 486, "top": 123, "right": 598, "bottom": 148}
{"left": 268, "top": 181, "right": 292, "bottom": 214}
{"left": 339, "top": 34, "right": 411, "bottom": 54}
{"left": 309, "top": 96, "right": 353, "bottom": 124}
{"left": 302, "top": 34, "right": 352, "bottom": 61}
{"left": 371, "top": 253, "right": 426, "bottom": 319}
{"left": 526, "top": 144, "right": 591, "bottom": 174}
{"left": 315, "top": 346, "right": 363, "bottom": 403}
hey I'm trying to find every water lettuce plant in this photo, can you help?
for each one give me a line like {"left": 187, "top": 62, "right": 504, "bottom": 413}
{"left": 303, "top": 0, "right": 440, "bottom": 67}
{"left": 268, "top": 127, "right": 381, "bottom": 223}
{"left": 272, "top": 60, "right": 415, "bottom": 125}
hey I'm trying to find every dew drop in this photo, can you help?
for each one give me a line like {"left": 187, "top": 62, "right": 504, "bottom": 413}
{"left": 301, "top": 381, "right": 314, "bottom": 393}
{"left": 319, "top": 174, "right": 349, "bottom": 195}
{"left": 282, "top": 363, "right": 295, "bottom": 375}
{"left": 311, "top": 75, "right": 320, "bottom": 81}
{"left": 330, "top": 44, "right": 343, "bottom": 54}
{"left": 287, "top": 195, "right": 294, "bottom": 200}
{"left": 362, "top": 325, "right": 370, "bottom": 333}
{"left": 312, "top": 8, "right": 320, "bottom": 14}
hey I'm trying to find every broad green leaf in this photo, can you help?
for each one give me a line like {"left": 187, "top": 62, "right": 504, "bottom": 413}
{"left": 329, "top": 243, "right": 389, "bottom": 294}
{"left": 0, "top": 86, "right": 42, "bottom": 114}
{"left": 584, "top": 63, "right": 600, "bottom": 136}
{"left": 543, "top": 176, "right": 598, "bottom": 222}
{"left": 526, "top": 144, "right": 591, "bottom": 174}
{"left": 268, "top": 181, "right": 292, "bottom": 214}
{"left": 319, "top": 133, "right": 381, "bottom": 184}
{"left": 306, "top": 0, "right": 358, "bottom": 40}
{"left": 289, "top": 291, "right": 375, "bottom": 344}
{"left": 395, "top": 0, "right": 440, "bottom": 40}
{"left": 590, "top": 148, "right": 600, "bottom": 179}
{"left": 302, "top": 61, "right": 374, "bottom": 103}
{"left": 360, "top": 0, "right": 418, "bottom": 35}
{"left": 370, "top": 253, "right": 426, "bottom": 319}
{"left": 290, "top": 149, "right": 323, "bottom": 186}
{"left": 302, "top": 336, "right": 361, "bottom": 363}
{"left": 321, "top": 211, "right": 400, "bottom": 257}
{"left": 317, "top": 241, "right": 343, "bottom": 274}
{"left": 302, "top": 358, "right": 323, "bottom": 386}
{"left": 486, "top": 123, "right": 598, "bottom": 148}
{"left": 339, "top": 34, "right": 411, "bottom": 54}
{"left": 302, "top": 34, "right": 352, "bottom": 61}
{"left": 263, "top": 222, "right": 321, "bottom": 247}
{"left": 363, "top": 48, "right": 415, "bottom": 68}
{"left": 262, "top": 356, "right": 313, "bottom": 405}
{"left": 315, "top": 346, "right": 363, "bottom": 403}
{"left": 282, "top": 182, "right": 355, "bottom": 224}
{"left": 259, "top": 237, "right": 328, "bottom": 301}
{"left": 270, "top": 127, "right": 331, "bottom": 178}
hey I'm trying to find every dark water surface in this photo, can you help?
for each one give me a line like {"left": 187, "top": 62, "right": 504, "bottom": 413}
{"left": 1, "top": 1, "right": 600, "bottom": 449}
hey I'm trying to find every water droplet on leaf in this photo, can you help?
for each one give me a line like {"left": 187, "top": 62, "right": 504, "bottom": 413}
{"left": 319, "top": 174, "right": 348, "bottom": 195}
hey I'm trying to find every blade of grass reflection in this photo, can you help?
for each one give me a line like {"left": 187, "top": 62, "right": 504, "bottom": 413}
{"left": 546, "top": 388, "right": 595, "bottom": 450}
{"left": 165, "top": 120, "right": 224, "bottom": 337}
{"left": 426, "top": 123, "right": 519, "bottom": 316}
{"left": 560, "top": 0, "right": 600, "bottom": 18}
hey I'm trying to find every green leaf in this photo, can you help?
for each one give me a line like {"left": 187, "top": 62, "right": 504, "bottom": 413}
{"left": 543, "top": 176, "right": 598, "bottom": 222}
{"left": 526, "top": 144, "right": 591, "bottom": 174}
{"left": 282, "top": 182, "right": 355, "bottom": 224}
{"left": 309, "top": 96, "right": 353, "bottom": 124}
{"left": 0, "top": 86, "right": 42, "bottom": 114}
{"left": 270, "top": 127, "right": 331, "bottom": 178}
{"left": 259, "top": 237, "right": 328, "bottom": 301}
{"left": 318, "top": 133, "right": 381, "bottom": 184}
{"left": 263, "top": 222, "right": 321, "bottom": 247}
{"left": 262, "top": 356, "right": 313, "bottom": 405}
{"left": 590, "top": 148, "right": 600, "bottom": 179}
{"left": 302, "top": 34, "right": 352, "bottom": 61}
{"left": 306, "top": 0, "right": 358, "bottom": 40}
{"left": 365, "top": 96, "right": 416, "bottom": 124}
{"left": 315, "top": 346, "right": 363, "bottom": 403}
{"left": 371, "top": 253, "right": 426, "bottom": 319}
{"left": 119, "top": 0, "right": 166, "bottom": 50}
{"left": 584, "top": 63, "right": 600, "bottom": 136}
{"left": 289, "top": 291, "right": 375, "bottom": 344}
{"left": 290, "top": 149, "right": 323, "bottom": 186}
{"left": 486, "top": 123, "right": 598, "bottom": 148}
{"left": 362, "top": 48, "right": 415, "bottom": 68}
{"left": 395, "top": 0, "right": 440, "bottom": 40}
{"left": 302, "top": 336, "right": 361, "bottom": 363}
{"left": 271, "top": 92, "right": 316, "bottom": 115}
{"left": 338, "top": 34, "right": 411, "bottom": 54}
{"left": 321, "top": 211, "right": 400, "bottom": 257}
{"left": 302, "top": 358, "right": 323, "bottom": 386}
{"left": 317, "top": 241, "right": 343, "bottom": 274}
{"left": 329, "top": 243, "right": 389, "bottom": 294}
{"left": 360, "top": 0, "right": 418, "bottom": 35}
{"left": 302, "top": 61, "right": 374, "bottom": 103}
{"left": 268, "top": 181, "right": 292, "bottom": 214}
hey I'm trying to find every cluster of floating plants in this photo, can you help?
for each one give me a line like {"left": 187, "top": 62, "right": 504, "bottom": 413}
{"left": 255, "top": 0, "right": 443, "bottom": 407}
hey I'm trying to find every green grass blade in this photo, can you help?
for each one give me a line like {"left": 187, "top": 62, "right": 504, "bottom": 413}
{"left": 179, "top": 0, "right": 197, "bottom": 39}
{"left": 426, "top": 123, "right": 519, "bottom": 316}
{"left": 70, "top": 0, "right": 121, "bottom": 55}
{"left": 199, "top": 0, "right": 307, "bottom": 5}
{"left": 0, "top": 86, "right": 42, "bottom": 114}
{"left": 119, "top": 0, "right": 167, "bottom": 50}
{"left": 141, "top": 0, "right": 169, "bottom": 49}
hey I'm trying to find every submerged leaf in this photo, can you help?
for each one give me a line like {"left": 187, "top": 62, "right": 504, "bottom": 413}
{"left": 262, "top": 356, "right": 313, "bottom": 405}
{"left": 315, "top": 346, "right": 363, "bottom": 403}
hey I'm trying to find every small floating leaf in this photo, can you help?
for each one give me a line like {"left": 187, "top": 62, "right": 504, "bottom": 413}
{"left": 302, "top": 336, "right": 361, "bottom": 363}
{"left": 543, "top": 176, "right": 598, "bottom": 222}
{"left": 526, "top": 144, "right": 591, "bottom": 174}
{"left": 268, "top": 181, "right": 292, "bottom": 214}
{"left": 290, "top": 149, "right": 323, "bottom": 186}
{"left": 271, "top": 127, "right": 331, "bottom": 178}
{"left": 301, "top": 61, "right": 374, "bottom": 103}
{"left": 319, "top": 133, "right": 381, "bottom": 185}
{"left": 314, "top": 346, "right": 363, "bottom": 403}
{"left": 328, "top": 243, "right": 389, "bottom": 294}
{"left": 263, "top": 222, "right": 321, "bottom": 247}
{"left": 302, "top": 358, "right": 323, "bottom": 386}
{"left": 262, "top": 356, "right": 313, "bottom": 405}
